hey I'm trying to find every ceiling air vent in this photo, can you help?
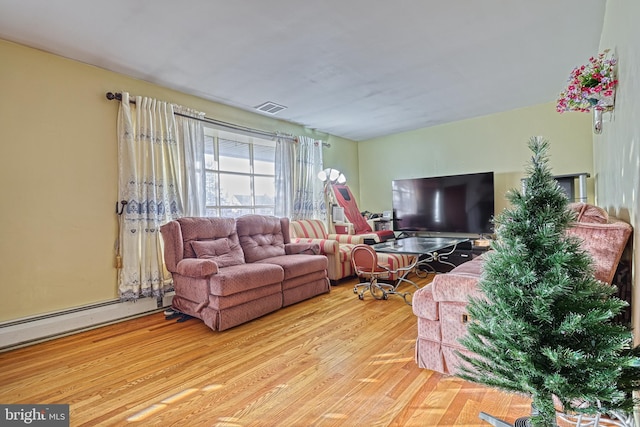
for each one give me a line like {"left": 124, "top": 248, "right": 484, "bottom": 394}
{"left": 255, "top": 101, "right": 287, "bottom": 115}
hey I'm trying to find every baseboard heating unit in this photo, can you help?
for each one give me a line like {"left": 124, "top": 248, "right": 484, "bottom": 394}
{"left": 0, "top": 293, "right": 174, "bottom": 352}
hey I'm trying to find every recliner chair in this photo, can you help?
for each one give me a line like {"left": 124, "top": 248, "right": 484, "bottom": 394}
{"left": 330, "top": 183, "right": 395, "bottom": 243}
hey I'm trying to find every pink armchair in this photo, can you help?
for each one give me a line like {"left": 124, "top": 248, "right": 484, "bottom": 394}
{"left": 412, "top": 203, "right": 633, "bottom": 375}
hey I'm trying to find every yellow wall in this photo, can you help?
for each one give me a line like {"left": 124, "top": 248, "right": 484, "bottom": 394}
{"left": 0, "top": 34, "right": 616, "bottom": 324}
{"left": 596, "top": 1, "right": 640, "bottom": 340}
{"left": 357, "top": 103, "right": 594, "bottom": 218}
{"left": 0, "top": 39, "right": 356, "bottom": 321}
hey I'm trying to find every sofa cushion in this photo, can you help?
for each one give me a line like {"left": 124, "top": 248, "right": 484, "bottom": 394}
{"left": 191, "top": 238, "right": 245, "bottom": 268}
{"left": 176, "top": 217, "right": 244, "bottom": 259}
{"left": 567, "top": 220, "right": 632, "bottom": 284}
{"left": 192, "top": 237, "right": 230, "bottom": 256}
{"left": 208, "top": 263, "right": 284, "bottom": 296}
{"left": 257, "top": 254, "right": 328, "bottom": 280}
{"left": 236, "top": 215, "right": 287, "bottom": 263}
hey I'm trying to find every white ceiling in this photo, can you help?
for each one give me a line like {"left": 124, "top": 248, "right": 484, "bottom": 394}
{"left": 0, "top": 0, "right": 606, "bottom": 141}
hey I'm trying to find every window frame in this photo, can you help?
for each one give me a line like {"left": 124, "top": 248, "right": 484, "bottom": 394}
{"left": 203, "top": 127, "right": 276, "bottom": 218}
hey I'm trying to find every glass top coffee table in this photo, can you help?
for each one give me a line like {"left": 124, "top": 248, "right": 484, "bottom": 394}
{"left": 370, "top": 236, "right": 470, "bottom": 304}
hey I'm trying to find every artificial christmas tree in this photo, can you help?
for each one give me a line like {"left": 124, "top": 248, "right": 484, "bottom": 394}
{"left": 458, "top": 137, "right": 639, "bottom": 427}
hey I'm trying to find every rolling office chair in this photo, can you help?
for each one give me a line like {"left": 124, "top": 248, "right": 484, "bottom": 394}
{"left": 350, "top": 244, "right": 412, "bottom": 305}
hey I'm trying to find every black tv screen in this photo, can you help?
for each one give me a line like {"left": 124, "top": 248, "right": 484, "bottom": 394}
{"left": 392, "top": 172, "right": 495, "bottom": 235}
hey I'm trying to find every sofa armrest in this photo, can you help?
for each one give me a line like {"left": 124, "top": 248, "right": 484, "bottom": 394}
{"left": 285, "top": 242, "right": 321, "bottom": 255}
{"left": 430, "top": 256, "right": 486, "bottom": 302}
{"left": 175, "top": 258, "right": 219, "bottom": 277}
{"left": 291, "top": 238, "right": 339, "bottom": 255}
{"left": 413, "top": 284, "right": 439, "bottom": 320}
{"left": 160, "top": 220, "right": 184, "bottom": 272}
{"left": 328, "top": 233, "right": 368, "bottom": 244}
{"left": 431, "top": 273, "right": 484, "bottom": 303}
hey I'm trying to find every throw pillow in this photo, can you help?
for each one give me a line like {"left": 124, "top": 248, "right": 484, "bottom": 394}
{"left": 191, "top": 238, "right": 244, "bottom": 268}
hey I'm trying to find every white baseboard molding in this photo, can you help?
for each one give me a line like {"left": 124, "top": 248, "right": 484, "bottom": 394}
{"left": 0, "top": 293, "right": 174, "bottom": 352}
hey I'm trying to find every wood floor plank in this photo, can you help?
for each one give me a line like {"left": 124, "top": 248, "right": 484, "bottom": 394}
{"left": 0, "top": 274, "right": 531, "bottom": 426}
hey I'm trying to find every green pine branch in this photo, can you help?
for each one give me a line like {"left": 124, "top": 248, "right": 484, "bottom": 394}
{"left": 456, "top": 136, "right": 640, "bottom": 427}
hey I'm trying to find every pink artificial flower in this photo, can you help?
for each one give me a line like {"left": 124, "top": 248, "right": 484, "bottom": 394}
{"left": 557, "top": 50, "right": 617, "bottom": 113}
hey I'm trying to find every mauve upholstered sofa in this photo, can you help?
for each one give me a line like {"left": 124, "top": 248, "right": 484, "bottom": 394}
{"left": 160, "top": 215, "right": 330, "bottom": 331}
{"left": 412, "top": 203, "right": 633, "bottom": 375}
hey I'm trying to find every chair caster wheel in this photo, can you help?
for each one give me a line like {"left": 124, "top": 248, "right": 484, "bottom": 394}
{"left": 383, "top": 293, "right": 389, "bottom": 300}
{"left": 353, "top": 288, "right": 357, "bottom": 294}
{"left": 358, "top": 294, "right": 364, "bottom": 300}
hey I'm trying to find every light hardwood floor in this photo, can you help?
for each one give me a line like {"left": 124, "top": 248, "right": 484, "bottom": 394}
{"left": 0, "top": 274, "right": 531, "bottom": 426}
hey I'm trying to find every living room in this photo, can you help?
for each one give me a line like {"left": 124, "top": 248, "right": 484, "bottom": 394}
{"left": 0, "top": 1, "right": 639, "bottom": 425}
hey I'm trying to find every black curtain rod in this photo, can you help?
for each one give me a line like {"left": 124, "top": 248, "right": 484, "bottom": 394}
{"left": 105, "top": 92, "right": 329, "bottom": 147}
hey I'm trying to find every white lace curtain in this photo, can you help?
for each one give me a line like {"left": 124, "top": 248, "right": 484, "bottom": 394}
{"left": 116, "top": 92, "right": 205, "bottom": 301}
{"left": 274, "top": 137, "right": 296, "bottom": 218}
{"left": 275, "top": 135, "right": 324, "bottom": 220}
{"left": 174, "top": 105, "right": 206, "bottom": 217}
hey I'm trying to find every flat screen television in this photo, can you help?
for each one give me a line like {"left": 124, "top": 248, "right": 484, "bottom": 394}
{"left": 392, "top": 171, "right": 495, "bottom": 235}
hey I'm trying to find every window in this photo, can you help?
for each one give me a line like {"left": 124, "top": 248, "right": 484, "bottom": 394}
{"left": 204, "top": 127, "right": 276, "bottom": 217}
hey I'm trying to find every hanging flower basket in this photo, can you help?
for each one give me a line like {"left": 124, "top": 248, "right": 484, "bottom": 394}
{"left": 556, "top": 50, "right": 618, "bottom": 113}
